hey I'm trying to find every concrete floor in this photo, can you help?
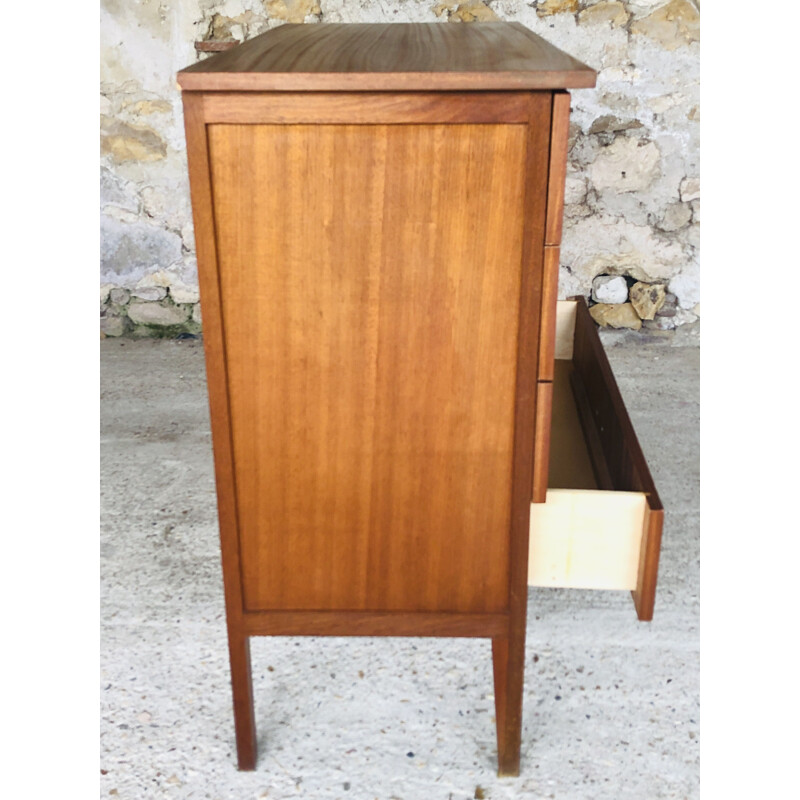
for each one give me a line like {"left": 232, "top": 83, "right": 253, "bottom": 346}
{"left": 100, "top": 325, "right": 699, "bottom": 800}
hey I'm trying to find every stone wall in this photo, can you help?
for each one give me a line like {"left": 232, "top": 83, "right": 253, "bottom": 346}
{"left": 100, "top": 0, "right": 699, "bottom": 337}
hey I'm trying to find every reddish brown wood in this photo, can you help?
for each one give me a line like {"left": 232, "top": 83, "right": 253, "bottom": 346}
{"left": 182, "top": 92, "right": 255, "bottom": 770}
{"left": 538, "top": 245, "right": 561, "bottom": 382}
{"left": 570, "top": 297, "right": 664, "bottom": 621}
{"left": 491, "top": 635, "right": 509, "bottom": 763}
{"left": 199, "top": 90, "right": 531, "bottom": 124}
{"left": 177, "top": 22, "right": 596, "bottom": 91}
{"left": 182, "top": 87, "right": 554, "bottom": 773}
{"left": 180, "top": 23, "right": 596, "bottom": 773}
{"left": 633, "top": 504, "right": 664, "bottom": 621}
{"left": 544, "top": 91, "right": 571, "bottom": 246}
{"left": 243, "top": 610, "right": 508, "bottom": 637}
{"left": 532, "top": 380, "right": 554, "bottom": 503}
{"left": 207, "top": 118, "right": 527, "bottom": 615}
{"left": 492, "top": 93, "right": 552, "bottom": 777}
{"left": 228, "top": 632, "right": 257, "bottom": 770}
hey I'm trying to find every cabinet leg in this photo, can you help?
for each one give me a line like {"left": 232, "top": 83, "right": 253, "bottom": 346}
{"left": 492, "top": 635, "right": 524, "bottom": 776}
{"left": 228, "top": 630, "right": 257, "bottom": 770}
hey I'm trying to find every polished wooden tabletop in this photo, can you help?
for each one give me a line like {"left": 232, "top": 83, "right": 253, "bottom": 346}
{"left": 177, "top": 22, "right": 596, "bottom": 91}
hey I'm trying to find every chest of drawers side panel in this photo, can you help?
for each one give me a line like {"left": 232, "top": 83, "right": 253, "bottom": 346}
{"left": 194, "top": 95, "right": 551, "bottom": 616}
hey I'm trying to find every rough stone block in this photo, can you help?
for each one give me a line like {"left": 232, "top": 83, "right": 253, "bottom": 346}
{"left": 265, "top": 0, "right": 321, "bottom": 24}
{"left": 563, "top": 216, "right": 686, "bottom": 285}
{"left": 668, "top": 261, "right": 700, "bottom": 309}
{"left": 135, "top": 270, "right": 174, "bottom": 289}
{"left": 109, "top": 287, "right": 131, "bottom": 306}
{"left": 659, "top": 202, "right": 692, "bottom": 232}
{"left": 578, "top": 2, "right": 629, "bottom": 27}
{"left": 588, "top": 115, "right": 643, "bottom": 136}
{"left": 127, "top": 301, "right": 191, "bottom": 327}
{"left": 131, "top": 286, "right": 167, "bottom": 301}
{"left": 536, "top": 0, "right": 580, "bottom": 15}
{"left": 630, "top": 0, "right": 700, "bottom": 50}
{"left": 433, "top": 1, "right": 498, "bottom": 21}
{"left": 170, "top": 283, "right": 201, "bottom": 305}
{"left": 590, "top": 137, "right": 660, "bottom": 194}
{"left": 592, "top": 275, "right": 628, "bottom": 304}
{"left": 100, "top": 315, "right": 127, "bottom": 337}
{"left": 680, "top": 177, "right": 700, "bottom": 202}
{"left": 629, "top": 282, "right": 666, "bottom": 320}
{"left": 100, "top": 115, "right": 167, "bottom": 163}
{"left": 589, "top": 302, "right": 642, "bottom": 331}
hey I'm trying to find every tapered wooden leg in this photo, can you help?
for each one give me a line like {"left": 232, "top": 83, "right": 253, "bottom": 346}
{"left": 491, "top": 637, "right": 509, "bottom": 757}
{"left": 492, "top": 633, "right": 525, "bottom": 776}
{"left": 228, "top": 629, "right": 257, "bottom": 770}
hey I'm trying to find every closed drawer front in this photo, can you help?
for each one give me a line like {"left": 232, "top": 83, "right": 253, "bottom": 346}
{"left": 544, "top": 91, "right": 571, "bottom": 247}
{"left": 529, "top": 299, "right": 664, "bottom": 621}
{"left": 537, "top": 92, "right": 571, "bottom": 382}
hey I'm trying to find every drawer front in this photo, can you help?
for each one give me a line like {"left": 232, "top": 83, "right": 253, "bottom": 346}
{"left": 544, "top": 92, "right": 571, "bottom": 247}
{"left": 537, "top": 245, "right": 560, "bottom": 382}
{"left": 531, "top": 380, "right": 553, "bottom": 504}
{"left": 530, "top": 489, "right": 646, "bottom": 590}
{"left": 537, "top": 91, "right": 570, "bottom": 383}
{"left": 529, "top": 299, "right": 664, "bottom": 620}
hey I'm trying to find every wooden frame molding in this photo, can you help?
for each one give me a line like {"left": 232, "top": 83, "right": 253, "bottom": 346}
{"left": 199, "top": 91, "right": 533, "bottom": 124}
{"left": 242, "top": 611, "right": 509, "bottom": 637}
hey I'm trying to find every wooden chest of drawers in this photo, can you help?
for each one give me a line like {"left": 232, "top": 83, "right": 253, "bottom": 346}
{"left": 178, "top": 22, "right": 662, "bottom": 776}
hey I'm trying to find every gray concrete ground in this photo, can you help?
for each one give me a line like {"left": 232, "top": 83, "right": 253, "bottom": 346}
{"left": 100, "top": 326, "right": 699, "bottom": 800}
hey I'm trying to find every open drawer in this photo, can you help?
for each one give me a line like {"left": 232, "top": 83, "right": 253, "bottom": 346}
{"left": 529, "top": 298, "right": 664, "bottom": 621}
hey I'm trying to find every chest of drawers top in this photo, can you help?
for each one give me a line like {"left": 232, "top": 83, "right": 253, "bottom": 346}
{"left": 177, "top": 21, "right": 596, "bottom": 92}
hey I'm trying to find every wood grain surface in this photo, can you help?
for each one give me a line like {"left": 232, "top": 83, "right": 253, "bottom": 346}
{"left": 537, "top": 245, "right": 561, "bottom": 383}
{"left": 493, "top": 93, "right": 552, "bottom": 777}
{"left": 206, "top": 119, "right": 538, "bottom": 615}
{"left": 544, "top": 92, "right": 571, "bottom": 246}
{"left": 178, "top": 22, "right": 596, "bottom": 91}
{"left": 182, "top": 92, "right": 257, "bottom": 770}
{"left": 531, "top": 380, "right": 553, "bottom": 503}
{"left": 200, "top": 91, "right": 531, "bottom": 124}
{"left": 242, "top": 610, "right": 508, "bottom": 637}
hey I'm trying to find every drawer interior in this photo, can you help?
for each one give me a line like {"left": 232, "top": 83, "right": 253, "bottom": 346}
{"left": 528, "top": 299, "right": 663, "bottom": 620}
